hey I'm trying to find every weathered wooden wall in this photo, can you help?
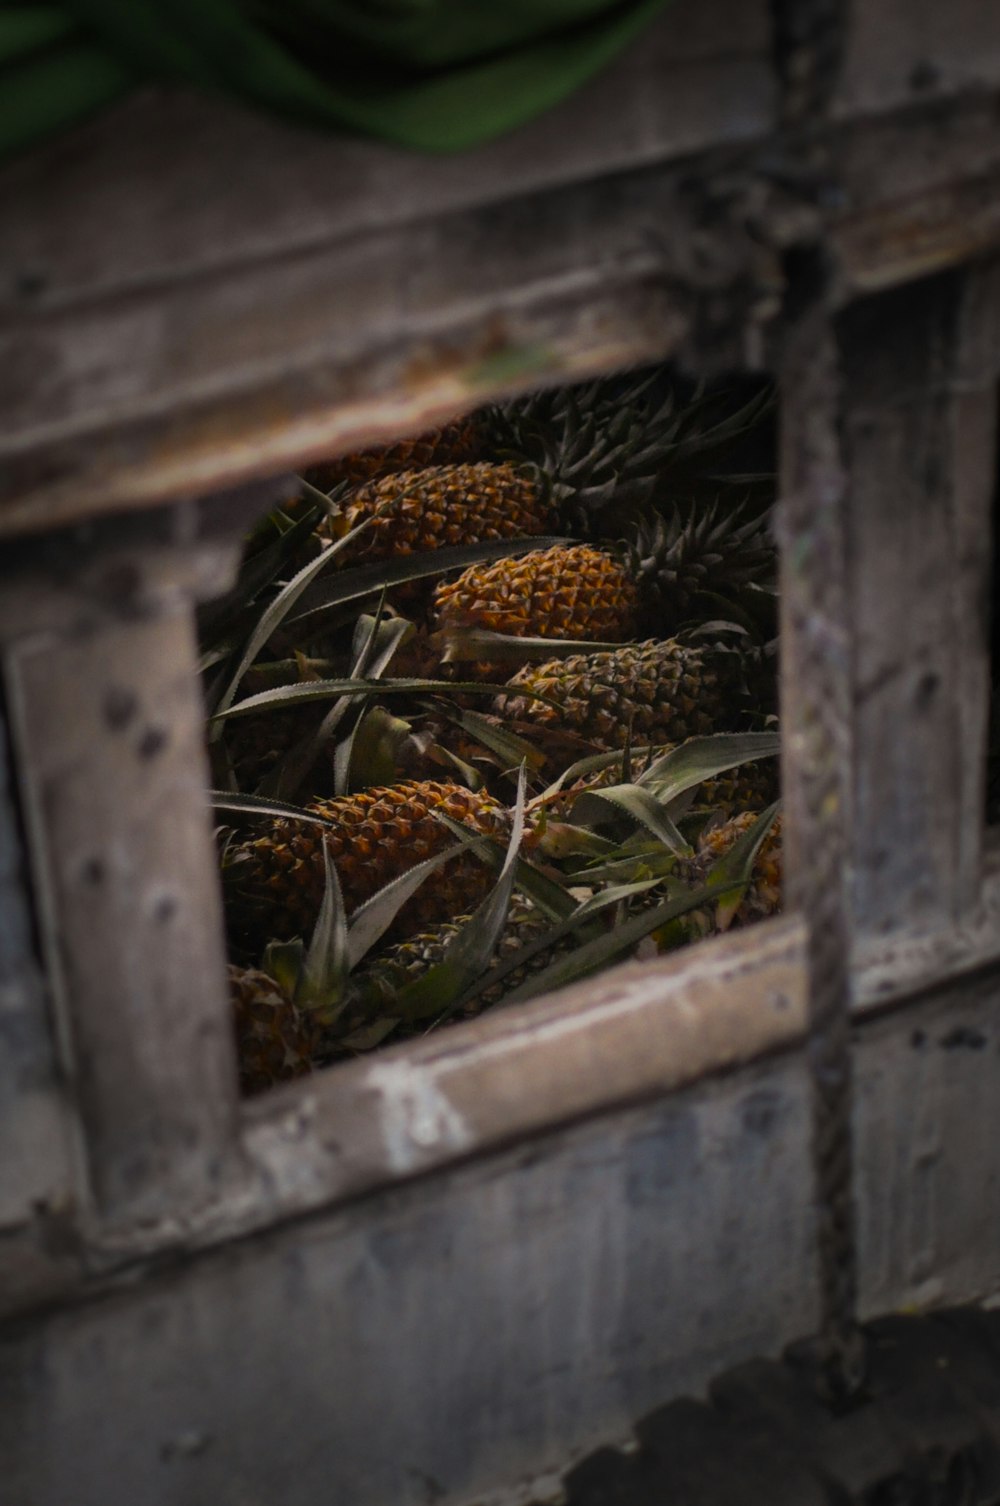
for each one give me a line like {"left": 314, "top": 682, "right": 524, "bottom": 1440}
{"left": 2, "top": 960, "right": 999, "bottom": 1506}
{"left": 3, "top": 3, "right": 1000, "bottom": 1505}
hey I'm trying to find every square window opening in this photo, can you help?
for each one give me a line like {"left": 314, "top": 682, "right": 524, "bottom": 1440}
{"left": 204, "top": 365, "right": 783, "bottom": 1098}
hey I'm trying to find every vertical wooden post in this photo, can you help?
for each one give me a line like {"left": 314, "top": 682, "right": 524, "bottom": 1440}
{"left": 0, "top": 493, "right": 270, "bottom": 1222}
{"left": 834, "top": 269, "right": 996, "bottom": 939}
{"left": 783, "top": 264, "right": 999, "bottom": 950}
{"left": 0, "top": 691, "right": 78, "bottom": 1229}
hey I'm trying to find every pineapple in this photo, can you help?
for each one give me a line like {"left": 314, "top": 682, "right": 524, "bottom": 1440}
{"left": 678, "top": 811, "right": 783, "bottom": 936}
{"left": 437, "top": 543, "right": 636, "bottom": 643}
{"left": 316, "top": 373, "right": 742, "bottom": 568}
{"left": 228, "top": 780, "right": 510, "bottom": 943}
{"left": 496, "top": 639, "right": 765, "bottom": 752}
{"left": 434, "top": 503, "right": 775, "bottom": 647}
{"left": 229, "top": 964, "right": 321, "bottom": 1096}
{"left": 321, "top": 462, "right": 558, "bottom": 567}
{"left": 305, "top": 417, "right": 482, "bottom": 492}
{"left": 359, "top": 901, "right": 560, "bottom": 1015}
{"left": 545, "top": 753, "right": 779, "bottom": 820}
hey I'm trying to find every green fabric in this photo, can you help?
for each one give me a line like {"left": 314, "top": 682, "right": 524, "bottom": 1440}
{"left": 0, "top": 1, "right": 672, "bottom": 162}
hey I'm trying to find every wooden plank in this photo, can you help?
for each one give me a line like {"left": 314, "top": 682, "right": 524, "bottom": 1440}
{"left": 0, "top": 692, "right": 77, "bottom": 1231}
{"left": 833, "top": 0, "right": 1000, "bottom": 121}
{"left": 0, "top": 4, "right": 773, "bottom": 317}
{"left": 0, "top": 1052, "right": 820, "bottom": 1506}
{"left": 0, "top": 151, "right": 766, "bottom": 536}
{"left": 242, "top": 919, "right": 807, "bottom": 1228}
{"left": 836, "top": 271, "right": 994, "bottom": 937}
{"left": 3, "top": 964, "right": 1000, "bottom": 1506}
{"left": 3, "top": 597, "right": 240, "bottom": 1221}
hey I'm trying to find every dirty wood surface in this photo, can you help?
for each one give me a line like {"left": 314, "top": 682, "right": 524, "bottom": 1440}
{"left": 0, "top": 699, "right": 75, "bottom": 1232}
{"left": 0, "top": 508, "right": 263, "bottom": 1223}
{"left": 2, "top": 9, "right": 1000, "bottom": 533}
{"left": 837, "top": 269, "right": 996, "bottom": 939}
{"left": 3, "top": 962, "right": 1000, "bottom": 1506}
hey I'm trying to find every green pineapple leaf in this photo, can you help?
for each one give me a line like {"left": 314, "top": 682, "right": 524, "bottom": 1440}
{"left": 297, "top": 841, "right": 351, "bottom": 1021}
{"left": 212, "top": 676, "right": 563, "bottom": 729}
{"left": 565, "top": 784, "right": 693, "bottom": 857}
{"left": 428, "top": 704, "right": 546, "bottom": 773}
{"left": 344, "top": 835, "right": 493, "bottom": 971}
{"left": 388, "top": 764, "right": 530, "bottom": 1020}
{"left": 208, "top": 490, "right": 405, "bottom": 734}
{"left": 209, "top": 790, "right": 333, "bottom": 825}
{"left": 639, "top": 732, "right": 780, "bottom": 804}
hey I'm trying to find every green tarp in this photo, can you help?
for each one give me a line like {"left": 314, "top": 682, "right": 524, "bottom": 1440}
{"left": 1, "top": 1, "right": 673, "bottom": 162}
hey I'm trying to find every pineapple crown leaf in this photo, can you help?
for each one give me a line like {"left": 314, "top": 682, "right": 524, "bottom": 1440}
{"left": 637, "top": 731, "right": 781, "bottom": 805}
{"left": 208, "top": 489, "right": 404, "bottom": 733}
{"left": 616, "top": 498, "right": 777, "bottom": 635}
{"left": 297, "top": 841, "right": 351, "bottom": 1016}
{"left": 198, "top": 503, "right": 323, "bottom": 664}
{"left": 481, "top": 372, "right": 714, "bottom": 523}
{"left": 564, "top": 784, "right": 693, "bottom": 858}
{"left": 428, "top": 703, "right": 546, "bottom": 773}
{"left": 497, "top": 840, "right": 771, "bottom": 1007}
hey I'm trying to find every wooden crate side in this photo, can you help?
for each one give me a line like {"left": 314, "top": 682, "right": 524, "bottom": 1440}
{"left": 0, "top": 4, "right": 773, "bottom": 318}
{"left": 837, "top": 270, "right": 996, "bottom": 936}
{"left": 782, "top": 263, "right": 998, "bottom": 945}
{"left": 2, "top": 965, "right": 999, "bottom": 1506}
{"left": 0, "top": 505, "right": 268, "bottom": 1224}
{"left": 4, "top": 607, "right": 240, "bottom": 1221}
{"left": 0, "top": 695, "right": 77, "bottom": 1232}
{"left": 834, "top": 0, "right": 1000, "bottom": 121}
{"left": 0, "top": 1052, "right": 818, "bottom": 1506}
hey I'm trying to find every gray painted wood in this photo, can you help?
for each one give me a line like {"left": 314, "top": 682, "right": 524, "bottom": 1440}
{"left": 3, "top": 968, "right": 1000, "bottom": 1506}
{"left": 0, "top": 505, "right": 266, "bottom": 1224}
{"left": 834, "top": 0, "right": 1000, "bottom": 120}
{"left": 4, "top": 603, "right": 240, "bottom": 1221}
{"left": 0, "top": 1054, "right": 820, "bottom": 1506}
{"left": 837, "top": 271, "right": 995, "bottom": 938}
{"left": 0, "top": 693, "right": 76, "bottom": 1231}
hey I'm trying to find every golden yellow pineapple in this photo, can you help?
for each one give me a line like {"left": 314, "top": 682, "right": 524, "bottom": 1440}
{"left": 230, "top": 780, "right": 510, "bottom": 943}
{"left": 435, "top": 543, "right": 637, "bottom": 643}
{"left": 229, "top": 964, "right": 321, "bottom": 1096}
{"left": 319, "top": 462, "right": 557, "bottom": 566}
{"left": 495, "top": 639, "right": 757, "bottom": 752}
{"left": 434, "top": 503, "right": 775, "bottom": 647}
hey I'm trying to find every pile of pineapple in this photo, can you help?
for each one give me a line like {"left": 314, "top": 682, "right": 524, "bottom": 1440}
{"left": 202, "top": 368, "right": 782, "bottom": 1095}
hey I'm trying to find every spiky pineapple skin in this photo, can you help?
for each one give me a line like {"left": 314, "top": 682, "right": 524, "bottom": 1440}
{"left": 231, "top": 781, "right": 509, "bottom": 943}
{"left": 693, "top": 811, "right": 783, "bottom": 921}
{"left": 224, "top": 703, "right": 330, "bottom": 794}
{"left": 435, "top": 543, "right": 639, "bottom": 643}
{"left": 496, "top": 639, "right": 749, "bottom": 751}
{"left": 675, "top": 811, "right": 783, "bottom": 940}
{"left": 306, "top": 418, "right": 482, "bottom": 492}
{"left": 358, "top": 901, "right": 560, "bottom": 1021}
{"left": 229, "top": 964, "right": 320, "bottom": 1095}
{"left": 322, "top": 462, "right": 556, "bottom": 565}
